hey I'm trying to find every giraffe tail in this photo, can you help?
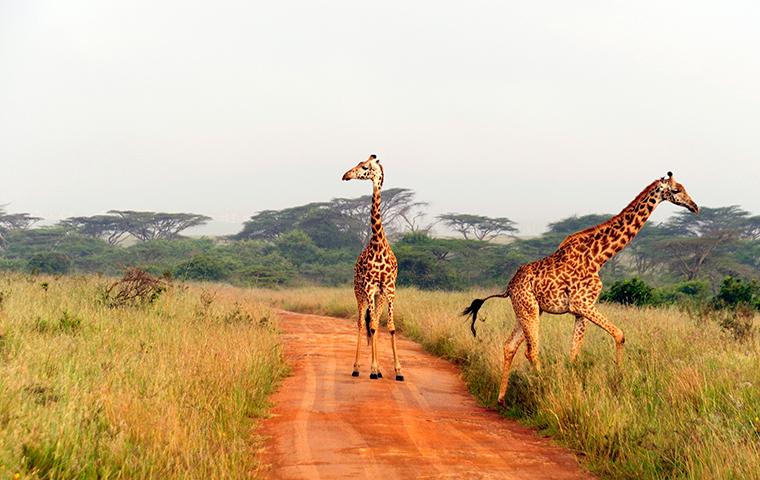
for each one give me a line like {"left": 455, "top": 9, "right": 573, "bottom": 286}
{"left": 462, "top": 292, "right": 510, "bottom": 337}
{"left": 365, "top": 307, "right": 372, "bottom": 346}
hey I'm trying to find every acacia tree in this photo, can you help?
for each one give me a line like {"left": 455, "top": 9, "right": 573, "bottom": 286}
{"left": 437, "top": 213, "right": 518, "bottom": 241}
{"left": 545, "top": 214, "right": 612, "bottom": 236}
{"left": 333, "top": 188, "right": 430, "bottom": 245}
{"left": 661, "top": 205, "right": 751, "bottom": 237}
{"left": 652, "top": 206, "right": 751, "bottom": 281}
{"left": 0, "top": 213, "right": 43, "bottom": 230}
{"left": 60, "top": 211, "right": 211, "bottom": 243}
{"left": 660, "top": 231, "right": 738, "bottom": 281}
{"left": 107, "top": 211, "right": 211, "bottom": 241}
{"left": 59, "top": 215, "right": 131, "bottom": 245}
{"left": 236, "top": 188, "right": 431, "bottom": 248}
{"left": 235, "top": 203, "right": 331, "bottom": 242}
{"left": 0, "top": 205, "right": 43, "bottom": 249}
{"left": 235, "top": 202, "right": 360, "bottom": 250}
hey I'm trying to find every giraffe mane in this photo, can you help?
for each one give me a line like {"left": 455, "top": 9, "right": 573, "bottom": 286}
{"left": 376, "top": 160, "right": 385, "bottom": 188}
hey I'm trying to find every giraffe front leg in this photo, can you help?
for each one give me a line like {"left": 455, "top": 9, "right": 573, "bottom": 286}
{"left": 386, "top": 291, "right": 404, "bottom": 381}
{"left": 574, "top": 303, "right": 625, "bottom": 366}
{"left": 570, "top": 315, "right": 589, "bottom": 361}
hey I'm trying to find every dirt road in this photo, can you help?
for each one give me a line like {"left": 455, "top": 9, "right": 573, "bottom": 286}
{"left": 258, "top": 311, "right": 594, "bottom": 479}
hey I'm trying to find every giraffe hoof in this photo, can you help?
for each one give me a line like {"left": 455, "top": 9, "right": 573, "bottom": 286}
{"left": 395, "top": 375, "right": 404, "bottom": 382}
{"left": 377, "top": 372, "right": 382, "bottom": 378}
{"left": 370, "top": 373, "right": 379, "bottom": 380}
{"left": 352, "top": 371, "right": 359, "bottom": 377}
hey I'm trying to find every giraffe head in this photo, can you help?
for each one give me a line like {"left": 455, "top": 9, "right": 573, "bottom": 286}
{"left": 658, "top": 172, "right": 699, "bottom": 214}
{"left": 342, "top": 154, "right": 384, "bottom": 187}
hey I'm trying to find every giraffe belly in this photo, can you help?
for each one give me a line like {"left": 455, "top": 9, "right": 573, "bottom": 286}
{"left": 534, "top": 280, "right": 571, "bottom": 315}
{"left": 538, "top": 297, "right": 571, "bottom": 315}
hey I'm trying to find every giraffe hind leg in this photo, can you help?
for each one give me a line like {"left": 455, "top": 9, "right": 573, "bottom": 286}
{"left": 352, "top": 297, "right": 368, "bottom": 377}
{"left": 368, "top": 291, "right": 381, "bottom": 379}
{"left": 498, "top": 324, "right": 525, "bottom": 406}
{"left": 372, "top": 293, "right": 384, "bottom": 378}
{"left": 570, "top": 315, "right": 589, "bottom": 361}
{"left": 386, "top": 289, "right": 404, "bottom": 381}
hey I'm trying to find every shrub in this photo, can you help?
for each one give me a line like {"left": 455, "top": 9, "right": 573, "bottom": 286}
{"left": 656, "top": 280, "right": 711, "bottom": 305}
{"left": 26, "top": 252, "right": 72, "bottom": 275}
{"left": 174, "top": 253, "right": 231, "bottom": 282}
{"left": 104, "top": 267, "right": 166, "bottom": 307}
{"left": 705, "top": 276, "right": 759, "bottom": 342}
{"left": 599, "top": 277, "right": 657, "bottom": 306}
{"left": 710, "top": 276, "right": 759, "bottom": 310}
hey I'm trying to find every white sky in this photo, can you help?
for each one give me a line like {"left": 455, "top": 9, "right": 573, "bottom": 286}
{"left": 1, "top": 1, "right": 758, "bottom": 236}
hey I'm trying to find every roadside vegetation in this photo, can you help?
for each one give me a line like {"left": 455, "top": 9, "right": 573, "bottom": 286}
{"left": 254, "top": 286, "right": 760, "bottom": 479}
{"left": 3, "top": 190, "right": 760, "bottom": 478}
{"left": 3, "top": 196, "right": 760, "bottom": 297}
{"left": 0, "top": 271, "right": 287, "bottom": 479}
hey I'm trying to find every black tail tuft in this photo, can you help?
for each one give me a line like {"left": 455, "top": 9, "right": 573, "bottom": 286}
{"left": 365, "top": 308, "right": 371, "bottom": 345}
{"left": 462, "top": 298, "right": 486, "bottom": 337}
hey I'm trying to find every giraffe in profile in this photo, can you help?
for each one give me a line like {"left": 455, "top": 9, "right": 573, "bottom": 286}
{"left": 342, "top": 155, "right": 404, "bottom": 381}
{"left": 463, "top": 172, "right": 698, "bottom": 405}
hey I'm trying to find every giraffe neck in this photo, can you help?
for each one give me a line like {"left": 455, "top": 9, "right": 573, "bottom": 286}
{"left": 593, "top": 179, "right": 662, "bottom": 267}
{"left": 561, "top": 179, "right": 662, "bottom": 270}
{"left": 369, "top": 178, "right": 387, "bottom": 245}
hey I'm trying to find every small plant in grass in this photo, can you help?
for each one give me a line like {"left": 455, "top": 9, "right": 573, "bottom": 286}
{"left": 32, "top": 310, "right": 82, "bottom": 335}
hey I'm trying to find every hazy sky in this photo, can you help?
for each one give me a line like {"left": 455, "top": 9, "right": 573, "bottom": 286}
{"left": 2, "top": 1, "right": 759, "bottom": 236}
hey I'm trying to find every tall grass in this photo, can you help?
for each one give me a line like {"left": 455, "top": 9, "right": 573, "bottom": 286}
{"left": 257, "top": 286, "right": 760, "bottom": 479}
{"left": 0, "top": 273, "right": 287, "bottom": 479}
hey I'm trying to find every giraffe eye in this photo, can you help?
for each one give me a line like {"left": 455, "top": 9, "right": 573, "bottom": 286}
{"left": 362, "top": 165, "right": 369, "bottom": 170}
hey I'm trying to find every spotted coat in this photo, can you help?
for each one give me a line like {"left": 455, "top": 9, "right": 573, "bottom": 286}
{"left": 342, "top": 155, "right": 403, "bottom": 381}
{"left": 464, "top": 173, "right": 699, "bottom": 406}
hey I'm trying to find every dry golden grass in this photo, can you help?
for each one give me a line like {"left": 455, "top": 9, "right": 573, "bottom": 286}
{"left": 0, "top": 273, "right": 287, "bottom": 479}
{"left": 255, "top": 285, "right": 760, "bottom": 479}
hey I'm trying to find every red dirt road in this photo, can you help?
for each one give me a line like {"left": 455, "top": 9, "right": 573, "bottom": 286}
{"left": 258, "top": 311, "right": 594, "bottom": 479}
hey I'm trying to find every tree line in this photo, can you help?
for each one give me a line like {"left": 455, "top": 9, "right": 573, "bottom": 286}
{"left": 1, "top": 195, "right": 760, "bottom": 308}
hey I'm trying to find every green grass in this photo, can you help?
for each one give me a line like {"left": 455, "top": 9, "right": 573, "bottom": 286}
{"left": 254, "top": 286, "right": 760, "bottom": 479}
{"left": 0, "top": 273, "right": 288, "bottom": 479}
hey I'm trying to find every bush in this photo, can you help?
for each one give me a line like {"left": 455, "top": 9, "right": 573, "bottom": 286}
{"left": 104, "top": 267, "right": 167, "bottom": 307}
{"left": 276, "top": 230, "right": 321, "bottom": 266}
{"left": 174, "top": 253, "right": 231, "bottom": 282}
{"left": 696, "top": 277, "right": 760, "bottom": 342}
{"left": 394, "top": 247, "right": 466, "bottom": 290}
{"left": 233, "top": 264, "right": 292, "bottom": 287}
{"left": 27, "top": 252, "right": 72, "bottom": 275}
{"left": 656, "top": 280, "right": 711, "bottom": 305}
{"left": 599, "top": 277, "right": 657, "bottom": 306}
{"left": 709, "top": 276, "right": 759, "bottom": 310}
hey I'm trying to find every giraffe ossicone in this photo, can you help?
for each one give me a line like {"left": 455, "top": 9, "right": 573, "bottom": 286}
{"left": 342, "top": 155, "right": 404, "bottom": 381}
{"left": 463, "top": 173, "right": 698, "bottom": 406}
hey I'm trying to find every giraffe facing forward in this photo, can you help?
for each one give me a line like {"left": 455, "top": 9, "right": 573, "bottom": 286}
{"left": 463, "top": 172, "right": 698, "bottom": 406}
{"left": 342, "top": 155, "right": 404, "bottom": 381}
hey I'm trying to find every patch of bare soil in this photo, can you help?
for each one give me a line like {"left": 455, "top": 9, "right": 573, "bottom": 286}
{"left": 258, "top": 311, "right": 595, "bottom": 479}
